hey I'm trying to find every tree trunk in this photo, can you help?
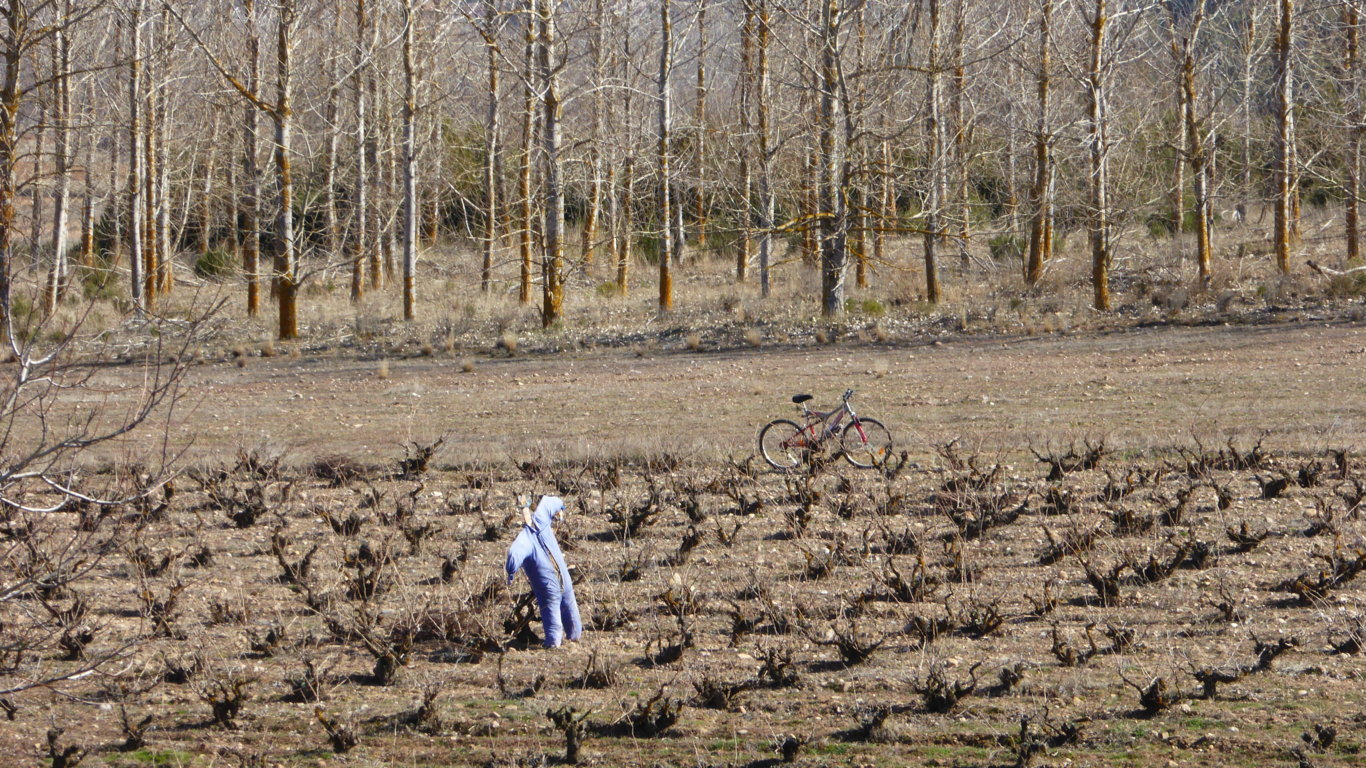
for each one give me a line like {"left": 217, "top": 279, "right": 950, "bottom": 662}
{"left": 377, "top": 85, "right": 394, "bottom": 288}
{"left": 273, "top": 1, "right": 299, "bottom": 340}
{"left": 1024, "top": 0, "right": 1051, "bottom": 286}
{"left": 243, "top": 0, "right": 261, "bottom": 315}
{"left": 401, "top": 0, "right": 418, "bottom": 321}
{"left": 1087, "top": 0, "right": 1111, "bottom": 310}
{"left": 923, "top": 0, "right": 943, "bottom": 303}
{"left": 45, "top": 13, "right": 72, "bottom": 315}
{"left": 755, "top": 0, "right": 773, "bottom": 298}
{"left": 199, "top": 112, "right": 219, "bottom": 264}
{"left": 618, "top": 155, "right": 633, "bottom": 294}
{"left": 0, "top": 0, "right": 21, "bottom": 324}
{"left": 951, "top": 0, "right": 970, "bottom": 254}
{"left": 853, "top": 6, "right": 868, "bottom": 288}
{"left": 1170, "top": 14, "right": 1187, "bottom": 261}
{"left": 737, "top": 0, "right": 754, "bottom": 284}
{"left": 128, "top": 0, "right": 145, "bottom": 309}
{"left": 155, "top": 8, "right": 172, "bottom": 295}
{"left": 1347, "top": 1, "right": 1361, "bottom": 265}
{"left": 350, "top": 0, "right": 369, "bottom": 301}
{"left": 538, "top": 0, "right": 564, "bottom": 327}
{"left": 1180, "top": 5, "right": 1211, "bottom": 284}
{"left": 1274, "top": 0, "right": 1295, "bottom": 274}
{"left": 518, "top": 7, "right": 536, "bottom": 304}
{"left": 580, "top": 0, "right": 606, "bottom": 267}
{"left": 1240, "top": 13, "right": 1256, "bottom": 223}
{"left": 322, "top": 34, "right": 341, "bottom": 262}
{"left": 818, "top": 0, "right": 848, "bottom": 316}
{"left": 481, "top": 0, "right": 501, "bottom": 293}
{"left": 693, "top": 0, "right": 708, "bottom": 250}
{"left": 142, "top": 69, "right": 157, "bottom": 307}
{"left": 657, "top": 0, "right": 674, "bottom": 312}
{"left": 79, "top": 117, "right": 96, "bottom": 267}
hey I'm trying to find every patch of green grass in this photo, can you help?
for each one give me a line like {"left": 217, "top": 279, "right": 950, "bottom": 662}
{"left": 1181, "top": 716, "right": 1220, "bottom": 730}
{"left": 124, "top": 749, "right": 197, "bottom": 766}
{"left": 809, "top": 741, "right": 853, "bottom": 755}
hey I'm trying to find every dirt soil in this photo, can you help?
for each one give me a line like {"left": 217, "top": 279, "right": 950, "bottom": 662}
{"left": 99, "top": 318, "right": 1366, "bottom": 464}
{"left": 3, "top": 318, "right": 1365, "bottom": 768}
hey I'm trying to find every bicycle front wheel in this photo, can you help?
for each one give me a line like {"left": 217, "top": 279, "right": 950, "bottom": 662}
{"left": 759, "top": 419, "right": 807, "bottom": 470}
{"left": 841, "top": 418, "right": 893, "bottom": 468}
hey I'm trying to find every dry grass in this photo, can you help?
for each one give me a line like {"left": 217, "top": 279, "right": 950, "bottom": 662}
{"left": 7, "top": 205, "right": 1355, "bottom": 369}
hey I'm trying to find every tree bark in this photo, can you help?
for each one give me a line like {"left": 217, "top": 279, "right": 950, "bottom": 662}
{"left": 657, "top": 0, "right": 674, "bottom": 312}
{"left": 480, "top": 0, "right": 501, "bottom": 293}
{"left": 1180, "top": 4, "right": 1211, "bottom": 284}
{"left": 128, "top": 0, "right": 145, "bottom": 309}
{"left": 350, "top": 0, "right": 370, "bottom": 301}
{"left": 923, "top": 0, "right": 943, "bottom": 303}
{"left": 243, "top": 0, "right": 262, "bottom": 316}
{"left": 580, "top": 0, "right": 606, "bottom": 267}
{"left": 1024, "top": 0, "right": 1052, "bottom": 286}
{"left": 737, "top": 0, "right": 754, "bottom": 284}
{"left": 537, "top": 0, "right": 564, "bottom": 327}
{"left": 273, "top": 0, "right": 299, "bottom": 340}
{"left": 518, "top": 7, "right": 536, "bottom": 304}
{"left": 401, "top": 0, "right": 418, "bottom": 321}
{"left": 951, "top": 0, "right": 971, "bottom": 254}
{"left": 1087, "top": 0, "right": 1110, "bottom": 310}
{"left": 693, "top": 0, "right": 708, "bottom": 250}
{"left": 1346, "top": 1, "right": 1361, "bottom": 265}
{"left": 818, "top": 0, "right": 848, "bottom": 316}
{"left": 755, "top": 0, "right": 773, "bottom": 298}
{"left": 44, "top": 11, "right": 72, "bottom": 315}
{"left": 1274, "top": 0, "right": 1295, "bottom": 274}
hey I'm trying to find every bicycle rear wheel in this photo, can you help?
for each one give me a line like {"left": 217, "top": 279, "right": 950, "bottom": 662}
{"left": 759, "top": 419, "right": 806, "bottom": 470}
{"left": 841, "top": 418, "right": 893, "bottom": 468}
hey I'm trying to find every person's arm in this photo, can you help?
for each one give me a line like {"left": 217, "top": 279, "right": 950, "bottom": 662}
{"left": 517, "top": 494, "right": 534, "bottom": 528}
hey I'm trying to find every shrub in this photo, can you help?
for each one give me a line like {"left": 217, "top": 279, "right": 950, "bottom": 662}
{"left": 194, "top": 248, "right": 236, "bottom": 281}
{"left": 844, "top": 297, "right": 886, "bottom": 316}
{"left": 988, "top": 234, "right": 1025, "bottom": 262}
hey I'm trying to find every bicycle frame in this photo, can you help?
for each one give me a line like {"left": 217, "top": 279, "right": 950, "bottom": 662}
{"left": 795, "top": 391, "right": 864, "bottom": 448}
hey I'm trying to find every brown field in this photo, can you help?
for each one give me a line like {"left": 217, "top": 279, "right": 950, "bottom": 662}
{"left": 4, "top": 317, "right": 1366, "bottom": 768}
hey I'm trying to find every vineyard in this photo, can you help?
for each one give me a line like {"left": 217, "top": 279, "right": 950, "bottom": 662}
{"left": 3, "top": 418, "right": 1364, "bottom": 766}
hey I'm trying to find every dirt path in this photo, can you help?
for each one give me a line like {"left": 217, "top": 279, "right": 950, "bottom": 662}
{"left": 100, "top": 319, "right": 1366, "bottom": 464}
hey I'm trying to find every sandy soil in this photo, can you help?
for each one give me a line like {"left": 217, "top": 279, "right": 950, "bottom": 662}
{"left": 106, "top": 318, "right": 1366, "bottom": 465}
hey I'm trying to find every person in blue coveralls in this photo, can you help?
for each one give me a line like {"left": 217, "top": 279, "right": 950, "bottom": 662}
{"left": 505, "top": 494, "right": 583, "bottom": 648}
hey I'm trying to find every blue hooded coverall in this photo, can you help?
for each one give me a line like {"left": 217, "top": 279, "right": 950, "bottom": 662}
{"left": 505, "top": 496, "right": 583, "bottom": 648}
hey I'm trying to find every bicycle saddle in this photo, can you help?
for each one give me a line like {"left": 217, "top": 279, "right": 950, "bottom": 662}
{"left": 792, "top": 394, "right": 813, "bottom": 404}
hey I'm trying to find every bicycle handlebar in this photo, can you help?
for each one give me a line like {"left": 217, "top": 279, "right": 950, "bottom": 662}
{"left": 842, "top": 388, "right": 854, "bottom": 402}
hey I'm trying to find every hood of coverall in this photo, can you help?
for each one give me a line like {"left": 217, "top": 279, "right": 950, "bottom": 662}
{"left": 528, "top": 495, "right": 565, "bottom": 532}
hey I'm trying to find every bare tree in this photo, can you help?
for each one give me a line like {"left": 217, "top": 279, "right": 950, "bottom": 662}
{"left": 1086, "top": 0, "right": 1112, "bottom": 310}
{"left": 923, "top": 0, "right": 945, "bottom": 303}
{"left": 477, "top": 0, "right": 502, "bottom": 293}
{"left": 350, "top": 0, "right": 373, "bottom": 302}
{"left": 43, "top": 1, "right": 74, "bottom": 315}
{"left": 657, "top": 0, "right": 674, "bottom": 312}
{"left": 517, "top": 4, "right": 536, "bottom": 304}
{"left": 1345, "top": 0, "right": 1361, "bottom": 264}
{"left": 1024, "top": 0, "right": 1053, "bottom": 287}
{"left": 536, "top": 0, "right": 563, "bottom": 327}
{"left": 400, "top": 0, "right": 419, "bottom": 320}
{"left": 816, "top": 0, "right": 850, "bottom": 316}
{"left": 755, "top": 0, "right": 774, "bottom": 298}
{"left": 1274, "top": 0, "right": 1296, "bottom": 274}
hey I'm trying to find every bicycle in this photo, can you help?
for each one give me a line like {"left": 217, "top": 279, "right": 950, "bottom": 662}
{"left": 758, "top": 388, "right": 893, "bottom": 469}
